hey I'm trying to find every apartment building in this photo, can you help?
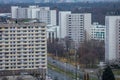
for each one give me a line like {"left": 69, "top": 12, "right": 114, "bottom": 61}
{"left": 66, "top": 13, "right": 91, "bottom": 48}
{"left": 59, "top": 11, "right": 71, "bottom": 38}
{"left": 37, "top": 9, "right": 56, "bottom": 26}
{"left": 11, "top": 6, "right": 56, "bottom": 25}
{"left": 91, "top": 22, "right": 106, "bottom": 40}
{"left": 105, "top": 16, "right": 120, "bottom": 63}
{"left": 0, "top": 20, "right": 47, "bottom": 72}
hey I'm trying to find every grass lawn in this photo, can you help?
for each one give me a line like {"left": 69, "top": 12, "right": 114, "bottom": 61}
{"left": 116, "top": 78, "right": 120, "bottom": 80}
{"left": 113, "top": 69, "right": 120, "bottom": 75}
{"left": 112, "top": 69, "right": 120, "bottom": 80}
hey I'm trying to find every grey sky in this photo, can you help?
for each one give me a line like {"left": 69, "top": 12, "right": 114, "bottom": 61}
{"left": 0, "top": 0, "right": 119, "bottom": 3}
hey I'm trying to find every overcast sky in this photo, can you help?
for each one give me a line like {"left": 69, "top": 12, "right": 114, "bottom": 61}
{"left": 0, "top": 0, "right": 119, "bottom": 3}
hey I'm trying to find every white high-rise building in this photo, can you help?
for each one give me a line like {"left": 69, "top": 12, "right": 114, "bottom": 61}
{"left": 11, "top": 6, "right": 57, "bottom": 25}
{"left": 17, "top": 8, "right": 28, "bottom": 18}
{"left": 11, "top": 6, "right": 19, "bottom": 18}
{"left": 50, "top": 10, "right": 57, "bottom": 26}
{"left": 59, "top": 11, "right": 71, "bottom": 38}
{"left": 105, "top": 16, "right": 120, "bottom": 63}
{"left": 37, "top": 9, "right": 56, "bottom": 26}
{"left": 0, "top": 20, "right": 47, "bottom": 76}
{"left": 66, "top": 13, "right": 91, "bottom": 48}
{"left": 91, "top": 22, "right": 106, "bottom": 40}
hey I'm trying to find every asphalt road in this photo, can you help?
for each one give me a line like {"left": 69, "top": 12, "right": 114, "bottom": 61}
{"left": 48, "top": 68, "right": 73, "bottom": 80}
{"left": 48, "top": 57, "right": 76, "bottom": 73}
{"left": 48, "top": 57, "right": 84, "bottom": 80}
{"left": 48, "top": 57, "right": 98, "bottom": 80}
{"left": 48, "top": 57, "right": 120, "bottom": 80}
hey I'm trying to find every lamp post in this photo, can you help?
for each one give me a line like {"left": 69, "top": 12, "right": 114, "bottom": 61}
{"left": 75, "top": 49, "right": 77, "bottom": 80}
{"left": 74, "top": 40, "right": 80, "bottom": 80}
{"left": 64, "top": 62, "right": 67, "bottom": 80}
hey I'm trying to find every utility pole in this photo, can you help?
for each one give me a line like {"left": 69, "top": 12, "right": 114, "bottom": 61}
{"left": 73, "top": 40, "right": 78, "bottom": 80}
{"left": 75, "top": 49, "right": 77, "bottom": 80}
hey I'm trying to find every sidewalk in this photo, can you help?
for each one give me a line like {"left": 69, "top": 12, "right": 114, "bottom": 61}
{"left": 0, "top": 75, "right": 35, "bottom": 80}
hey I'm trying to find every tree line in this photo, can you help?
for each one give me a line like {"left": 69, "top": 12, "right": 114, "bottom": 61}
{"left": 47, "top": 39, "right": 105, "bottom": 68}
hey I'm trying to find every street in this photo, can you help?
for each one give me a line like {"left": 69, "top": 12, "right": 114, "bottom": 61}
{"left": 48, "top": 57, "right": 98, "bottom": 80}
{"left": 48, "top": 57, "right": 76, "bottom": 73}
{"left": 47, "top": 68, "right": 73, "bottom": 80}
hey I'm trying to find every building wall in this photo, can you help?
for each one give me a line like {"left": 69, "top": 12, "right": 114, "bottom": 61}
{"left": 31, "top": 8, "right": 40, "bottom": 19}
{"left": 50, "top": 10, "right": 57, "bottom": 26}
{"left": 66, "top": 13, "right": 91, "bottom": 48}
{"left": 37, "top": 10, "right": 50, "bottom": 24}
{"left": 11, "top": 6, "right": 57, "bottom": 25}
{"left": 83, "top": 13, "right": 92, "bottom": 41}
{"left": 37, "top": 10, "right": 56, "bottom": 25}
{"left": 59, "top": 11, "right": 71, "bottom": 38}
{"left": 0, "top": 22, "right": 47, "bottom": 70}
{"left": 17, "top": 8, "right": 28, "bottom": 18}
{"left": 11, "top": 6, "right": 19, "bottom": 18}
{"left": 105, "top": 16, "right": 120, "bottom": 62}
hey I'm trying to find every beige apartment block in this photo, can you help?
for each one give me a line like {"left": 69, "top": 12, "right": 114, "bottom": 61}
{"left": 0, "top": 22, "right": 47, "bottom": 73}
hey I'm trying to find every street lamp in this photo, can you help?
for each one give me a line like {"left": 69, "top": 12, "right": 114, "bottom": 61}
{"left": 75, "top": 49, "right": 78, "bottom": 80}
{"left": 64, "top": 62, "right": 67, "bottom": 80}
{"left": 74, "top": 40, "right": 80, "bottom": 80}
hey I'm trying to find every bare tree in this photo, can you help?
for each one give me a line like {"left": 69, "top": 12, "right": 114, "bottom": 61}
{"left": 64, "top": 36, "right": 72, "bottom": 51}
{"left": 77, "top": 40, "right": 105, "bottom": 68}
{"left": 47, "top": 38, "right": 66, "bottom": 57}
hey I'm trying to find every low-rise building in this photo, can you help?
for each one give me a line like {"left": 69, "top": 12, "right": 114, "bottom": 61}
{"left": 91, "top": 22, "right": 106, "bottom": 41}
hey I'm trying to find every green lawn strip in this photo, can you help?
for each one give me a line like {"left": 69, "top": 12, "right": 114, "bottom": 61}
{"left": 88, "top": 74, "right": 98, "bottom": 80}
{"left": 112, "top": 69, "right": 120, "bottom": 80}
{"left": 48, "top": 63, "right": 64, "bottom": 73}
{"left": 48, "top": 62, "right": 75, "bottom": 78}
{"left": 92, "top": 78, "right": 98, "bottom": 80}
{"left": 116, "top": 78, "right": 120, "bottom": 80}
{"left": 113, "top": 69, "right": 120, "bottom": 75}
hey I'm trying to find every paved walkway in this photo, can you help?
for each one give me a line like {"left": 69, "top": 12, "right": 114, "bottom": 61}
{"left": 0, "top": 75, "right": 35, "bottom": 80}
